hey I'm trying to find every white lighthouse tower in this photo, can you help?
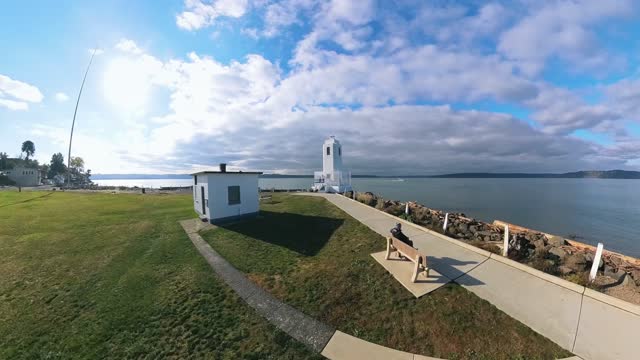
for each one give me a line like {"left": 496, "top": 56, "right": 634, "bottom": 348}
{"left": 312, "top": 136, "right": 352, "bottom": 193}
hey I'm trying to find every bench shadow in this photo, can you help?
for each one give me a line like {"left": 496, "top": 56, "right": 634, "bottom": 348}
{"left": 219, "top": 210, "right": 343, "bottom": 256}
{"left": 384, "top": 253, "right": 485, "bottom": 287}
{"left": 428, "top": 256, "right": 485, "bottom": 287}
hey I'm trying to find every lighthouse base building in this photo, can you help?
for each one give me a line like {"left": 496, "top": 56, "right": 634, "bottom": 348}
{"left": 312, "top": 136, "right": 352, "bottom": 193}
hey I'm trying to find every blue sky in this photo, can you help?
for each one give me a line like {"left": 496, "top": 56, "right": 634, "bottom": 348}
{"left": 1, "top": 0, "right": 640, "bottom": 174}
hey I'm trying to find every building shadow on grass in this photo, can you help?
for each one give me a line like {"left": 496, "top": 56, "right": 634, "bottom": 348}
{"left": 219, "top": 210, "right": 344, "bottom": 256}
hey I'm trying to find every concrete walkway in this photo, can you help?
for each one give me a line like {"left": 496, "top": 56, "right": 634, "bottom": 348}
{"left": 301, "top": 193, "right": 639, "bottom": 360}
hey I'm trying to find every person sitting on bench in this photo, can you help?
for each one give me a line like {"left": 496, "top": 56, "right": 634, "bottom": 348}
{"left": 390, "top": 223, "right": 413, "bottom": 247}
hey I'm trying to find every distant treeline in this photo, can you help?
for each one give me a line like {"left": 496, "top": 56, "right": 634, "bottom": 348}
{"left": 92, "top": 170, "right": 640, "bottom": 180}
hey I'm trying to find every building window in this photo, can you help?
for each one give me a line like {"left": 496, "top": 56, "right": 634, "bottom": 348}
{"left": 228, "top": 186, "right": 241, "bottom": 205}
{"left": 338, "top": 147, "right": 341, "bottom": 156}
{"left": 194, "top": 175, "right": 198, "bottom": 185}
{"left": 326, "top": 147, "right": 330, "bottom": 155}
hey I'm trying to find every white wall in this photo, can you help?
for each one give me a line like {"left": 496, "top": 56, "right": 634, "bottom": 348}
{"left": 207, "top": 174, "right": 259, "bottom": 221}
{"left": 5, "top": 167, "right": 40, "bottom": 186}
{"left": 193, "top": 174, "right": 208, "bottom": 217}
{"left": 322, "top": 138, "right": 342, "bottom": 179}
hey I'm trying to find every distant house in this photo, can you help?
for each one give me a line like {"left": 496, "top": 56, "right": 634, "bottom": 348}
{"left": 191, "top": 163, "right": 262, "bottom": 224}
{"left": 4, "top": 166, "right": 40, "bottom": 186}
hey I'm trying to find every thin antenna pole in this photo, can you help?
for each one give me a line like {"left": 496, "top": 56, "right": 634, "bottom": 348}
{"left": 67, "top": 49, "right": 96, "bottom": 186}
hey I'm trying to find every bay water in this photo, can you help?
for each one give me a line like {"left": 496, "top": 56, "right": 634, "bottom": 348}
{"left": 94, "top": 177, "right": 640, "bottom": 257}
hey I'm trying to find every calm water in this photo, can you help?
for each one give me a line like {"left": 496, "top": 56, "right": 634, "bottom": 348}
{"left": 94, "top": 178, "right": 640, "bottom": 257}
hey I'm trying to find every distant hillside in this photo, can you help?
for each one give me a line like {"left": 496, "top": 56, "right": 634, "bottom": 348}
{"left": 93, "top": 170, "right": 640, "bottom": 180}
{"left": 429, "top": 170, "right": 640, "bottom": 179}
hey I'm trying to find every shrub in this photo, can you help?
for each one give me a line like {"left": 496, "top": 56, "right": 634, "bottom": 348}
{"left": 355, "top": 192, "right": 377, "bottom": 207}
{"left": 0, "top": 174, "right": 16, "bottom": 186}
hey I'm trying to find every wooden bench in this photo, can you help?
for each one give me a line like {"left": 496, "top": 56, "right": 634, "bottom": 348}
{"left": 386, "top": 236, "right": 430, "bottom": 282}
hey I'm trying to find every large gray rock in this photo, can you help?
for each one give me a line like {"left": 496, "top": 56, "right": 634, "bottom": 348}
{"left": 604, "top": 264, "right": 626, "bottom": 282}
{"left": 584, "top": 252, "right": 604, "bottom": 269}
{"left": 532, "top": 238, "right": 545, "bottom": 250}
{"left": 549, "top": 247, "right": 568, "bottom": 260}
{"left": 584, "top": 252, "right": 594, "bottom": 262}
{"left": 631, "top": 270, "right": 640, "bottom": 286}
{"left": 547, "top": 235, "right": 566, "bottom": 247}
{"left": 564, "top": 253, "right": 588, "bottom": 271}
{"left": 558, "top": 265, "right": 574, "bottom": 275}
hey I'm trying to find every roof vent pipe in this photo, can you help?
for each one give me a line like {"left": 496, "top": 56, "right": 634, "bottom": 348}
{"left": 220, "top": 163, "right": 227, "bottom": 172}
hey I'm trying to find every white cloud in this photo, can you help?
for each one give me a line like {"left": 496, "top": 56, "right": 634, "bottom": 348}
{"left": 115, "top": 39, "right": 143, "bottom": 54}
{"left": 0, "top": 74, "right": 44, "bottom": 103}
{"left": 498, "top": 0, "right": 635, "bottom": 75}
{"left": 0, "top": 74, "right": 43, "bottom": 110}
{"left": 605, "top": 78, "right": 640, "bottom": 118}
{"left": 55, "top": 92, "right": 70, "bottom": 102}
{"left": 51, "top": 2, "right": 640, "bottom": 173}
{"left": 0, "top": 98, "right": 28, "bottom": 111}
{"left": 176, "top": 0, "right": 249, "bottom": 31}
{"left": 82, "top": 36, "right": 638, "bottom": 174}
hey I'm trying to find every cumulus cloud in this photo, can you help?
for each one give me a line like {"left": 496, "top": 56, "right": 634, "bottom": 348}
{"left": 0, "top": 74, "right": 43, "bottom": 110}
{"left": 0, "top": 98, "right": 28, "bottom": 111}
{"left": 605, "top": 78, "right": 640, "bottom": 118}
{"left": 498, "top": 0, "right": 635, "bottom": 75}
{"left": 91, "top": 38, "right": 635, "bottom": 174}
{"left": 176, "top": 0, "right": 249, "bottom": 30}
{"left": 140, "top": 105, "right": 611, "bottom": 175}
{"left": 115, "top": 39, "right": 143, "bottom": 54}
{"left": 95, "top": 1, "right": 640, "bottom": 173}
{"left": 55, "top": 92, "right": 70, "bottom": 102}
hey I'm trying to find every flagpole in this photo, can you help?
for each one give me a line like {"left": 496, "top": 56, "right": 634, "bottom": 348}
{"left": 66, "top": 48, "right": 96, "bottom": 187}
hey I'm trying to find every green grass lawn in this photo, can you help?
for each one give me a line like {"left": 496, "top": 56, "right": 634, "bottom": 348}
{"left": 0, "top": 191, "right": 319, "bottom": 359}
{"left": 202, "top": 194, "right": 573, "bottom": 360}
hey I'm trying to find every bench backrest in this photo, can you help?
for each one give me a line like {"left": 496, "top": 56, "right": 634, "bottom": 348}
{"left": 390, "top": 236, "right": 419, "bottom": 260}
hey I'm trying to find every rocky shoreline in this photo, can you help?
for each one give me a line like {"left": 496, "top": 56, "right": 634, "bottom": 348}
{"left": 346, "top": 191, "right": 640, "bottom": 304}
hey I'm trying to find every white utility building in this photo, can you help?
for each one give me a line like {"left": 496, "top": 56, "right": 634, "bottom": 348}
{"left": 192, "top": 164, "right": 262, "bottom": 224}
{"left": 312, "top": 136, "right": 352, "bottom": 193}
{"left": 3, "top": 166, "right": 40, "bottom": 186}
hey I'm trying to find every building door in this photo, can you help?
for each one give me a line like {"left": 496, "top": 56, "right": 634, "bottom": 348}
{"left": 201, "top": 186, "right": 206, "bottom": 215}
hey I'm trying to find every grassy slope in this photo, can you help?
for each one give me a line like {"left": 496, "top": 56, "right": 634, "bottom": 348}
{"left": 0, "top": 191, "right": 319, "bottom": 359}
{"left": 202, "top": 194, "right": 572, "bottom": 360}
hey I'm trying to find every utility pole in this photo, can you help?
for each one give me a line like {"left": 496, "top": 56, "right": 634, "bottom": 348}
{"left": 67, "top": 48, "right": 97, "bottom": 187}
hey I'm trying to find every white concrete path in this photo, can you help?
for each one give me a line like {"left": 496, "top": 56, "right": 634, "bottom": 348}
{"left": 300, "top": 193, "right": 640, "bottom": 360}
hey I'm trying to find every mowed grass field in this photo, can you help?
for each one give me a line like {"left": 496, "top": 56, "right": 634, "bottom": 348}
{"left": 0, "top": 191, "right": 319, "bottom": 359}
{"left": 202, "top": 194, "right": 572, "bottom": 360}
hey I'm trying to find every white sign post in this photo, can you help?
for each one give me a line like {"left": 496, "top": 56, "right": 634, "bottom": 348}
{"left": 503, "top": 225, "right": 510, "bottom": 257}
{"left": 589, "top": 243, "right": 604, "bottom": 282}
{"left": 443, "top": 213, "right": 449, "bottom": 231}
{"left": 405, "top": 203, "right": 409, "bottom": 215}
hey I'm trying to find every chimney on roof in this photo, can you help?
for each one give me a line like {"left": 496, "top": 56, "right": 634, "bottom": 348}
{"left": 220, "top": 163, "right": 227, "bottom": 172}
